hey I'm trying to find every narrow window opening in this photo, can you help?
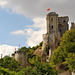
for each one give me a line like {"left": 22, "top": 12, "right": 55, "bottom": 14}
{"left": 52, "top": 25, "right": 53, "bottom": 29}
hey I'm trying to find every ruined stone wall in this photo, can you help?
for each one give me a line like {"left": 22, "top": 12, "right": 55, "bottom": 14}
{"left": 14, "top": 51, "right": 29, "bottom": 67}
{"left": 42, "top": 33, "right": 56, "bottom": 51}
{"left": 42, "top": 12, "right": 69, "bottom": 58}
{"left": 41, "top": 52, "right": 47, "bottom": 63}
{"left": 58, "top": 16, "right": 69, "bottom": 37}
{"left": 42, "top": 12, "right": 61, "bottom": 51}
{"left": 71, "top": 22, "right": 75, "bottom": 29}
{"left": 42, "top": 34, "right": 49, "bottom": 51}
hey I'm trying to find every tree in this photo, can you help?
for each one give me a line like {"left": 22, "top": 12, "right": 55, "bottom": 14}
{"left": 32, "top": 62, "right": 57, "bottom": 75}
{"left": 28, "top": 56, "right": 41, "bottom": 65}
{"left": 51, "top": 29, "right": 75, "bottom": 72}
{"left": 0, "top": 56, "right": 20, "bottom": 71}
{"left": 16, "top": 62, "right": 57, "bottom": 75}
{"left": 66, "top": 53, "right": 75, "bottom": 72}
{"left": 0, "top": 66, "right": 16, "bottom": 75}
{"left": 18, "top": 46, "right": 29, "bottom": 52}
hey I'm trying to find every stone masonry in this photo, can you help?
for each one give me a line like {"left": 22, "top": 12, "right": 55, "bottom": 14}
{"left": 71, "top": 22, "right": 75, "bottom": 29}
{"left": 42, "top": 12, "right": 69, "bottom": 57}
{"left": 12, "top": 51, "right": 29, "bottom": 67}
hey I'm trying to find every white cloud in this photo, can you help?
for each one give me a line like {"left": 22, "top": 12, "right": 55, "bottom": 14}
{"left": 26, "top": 28, "right": 46, "bottom": 47}
{"left": 0, "top": 1, "right": 8, "bottom": 6}
{"left": 0, "top": 0, "right": 75, "bottom": 20}
{"left": 11, "top": 18, "right": 46, "bottom": 47}
{"left": 0, "top": 0, "right": 75, "bottom": 47}
{"left": 0, "top": 44, "right": 18, "bottom": 58}
{"left": 11, "top": 30, "right": 25, "bottom": 35}
{"left": 26, "top": 18, "right": 46, "bottom": 47}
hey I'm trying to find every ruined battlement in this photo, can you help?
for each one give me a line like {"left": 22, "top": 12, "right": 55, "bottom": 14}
{"left": 42, "top": 12, "right": 69, "bottom": 58}
{"left": 58, "top": 16, "right": 69, "bottom": 24}
{"left": 46, "top": 12, "right": 58, "bottom": 16}
{"left": 12, "top": 12, "right": 75, "bottom": 68}
{"left": 71, "top": 22, "right": 75, "bottom": 29}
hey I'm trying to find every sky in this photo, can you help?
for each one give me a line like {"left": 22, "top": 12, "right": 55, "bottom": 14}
{"left": 0, "top": 0, "right": 75, "bottom": 57}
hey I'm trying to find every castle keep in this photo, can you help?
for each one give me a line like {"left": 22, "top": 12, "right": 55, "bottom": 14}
{"left": 12, "top": 12, "right": 75, "bottom": 66}
{"left": 42, "top": 12, "right": 69, "bottom": 57}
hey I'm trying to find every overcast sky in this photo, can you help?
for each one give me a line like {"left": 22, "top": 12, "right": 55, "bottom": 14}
{"left": 0, "top": 0, "right": 75, "bottom": 57}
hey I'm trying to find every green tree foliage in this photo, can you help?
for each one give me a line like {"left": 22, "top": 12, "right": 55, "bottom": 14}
{"left": 18, "top": 46, "right": 29, "bottom": 52}
{"left": 0, "top": 56, "right": 20, "bottom": 71}
{"left": 28, "top": 56, "right": 41, "bottom": 65}
{"left": 65, "top": 53, "right": 75, "bottom": 72}
{"left": 60, "top": 29, "right": 75, "bottom": 53}
{"left": 32, "top": 62, "right": 57, "bottom": 75}
{"left": 0, "top": 63, "right": 57, "bottom": 75}
{"left": 27, "top": 49, "right": 34, "bottom": 58}
{"left": 0, "top": 41, "right": 58, "bottom": 75}
{"left": 18, "top": 66, "right": 32, "bottom": 75}
{"left": 15, "top": 62, "right": 57, "bottom": 75}
{"left": 51, "top": 29, "right": 75, "bottom": 72}
{"left": 51, "top": 46, "right": 67, "bottom": 64}
{"left": 0, "top": 67, "right": 16, "bottom": 75}
{"left": 18, "top": 42, "right": 43, "bottom": 64}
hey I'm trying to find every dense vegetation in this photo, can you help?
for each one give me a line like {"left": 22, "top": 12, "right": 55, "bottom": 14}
{"left": 0, "top": 29, "right": 75, "bottom": 75}
{"left": 51, "top": 29, "right": 75, "bottom": 72}
{"left": 0, "top": 56, "right": 21, "bottom": 71}
{"left": 0, "top": 56, "right": 57, "bottom": 75}
{"left": 18, "top": 41, "right": 43, "bottom": 65}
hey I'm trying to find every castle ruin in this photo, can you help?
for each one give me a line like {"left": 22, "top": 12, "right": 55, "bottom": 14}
{"left": 12, "top": 12, "right": 75, "bottom": 75}
{"left": 42, "top": 12, "right": 69, "bottom": 57}
{"left": 12, "top": 12, "right": 75, "bottom": 66}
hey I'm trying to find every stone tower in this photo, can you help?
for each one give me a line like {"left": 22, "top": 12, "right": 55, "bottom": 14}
{"left": 42, "top": 12, "right": 69, "bottom": 57}
{"left": 42, "top": 12, "right": 60, "bottom": 53}
{"left": 71, "top": 22, "right": 75, "bottom": 29}
{"left": 47, "top": 12, "right": 58, "bottom": 35}
{"left": 12, "top": 51, "right": 29, "bottom": 67}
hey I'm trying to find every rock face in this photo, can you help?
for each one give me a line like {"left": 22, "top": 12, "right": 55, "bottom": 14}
{"left": 58, "top": 71, "right": 72, "bottom": 75}
{"left": 42, "top": 12, "right": 69, "bottom": 57}
{"left": 34, "top": 47, "right": 43, "bottom": 56}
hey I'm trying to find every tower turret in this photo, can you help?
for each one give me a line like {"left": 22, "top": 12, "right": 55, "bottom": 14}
{"left": 42, "top": 12, "right": 69, "bottom": 59}
{"left": 46, "top": 12, "right": 58, "bottom": 36}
